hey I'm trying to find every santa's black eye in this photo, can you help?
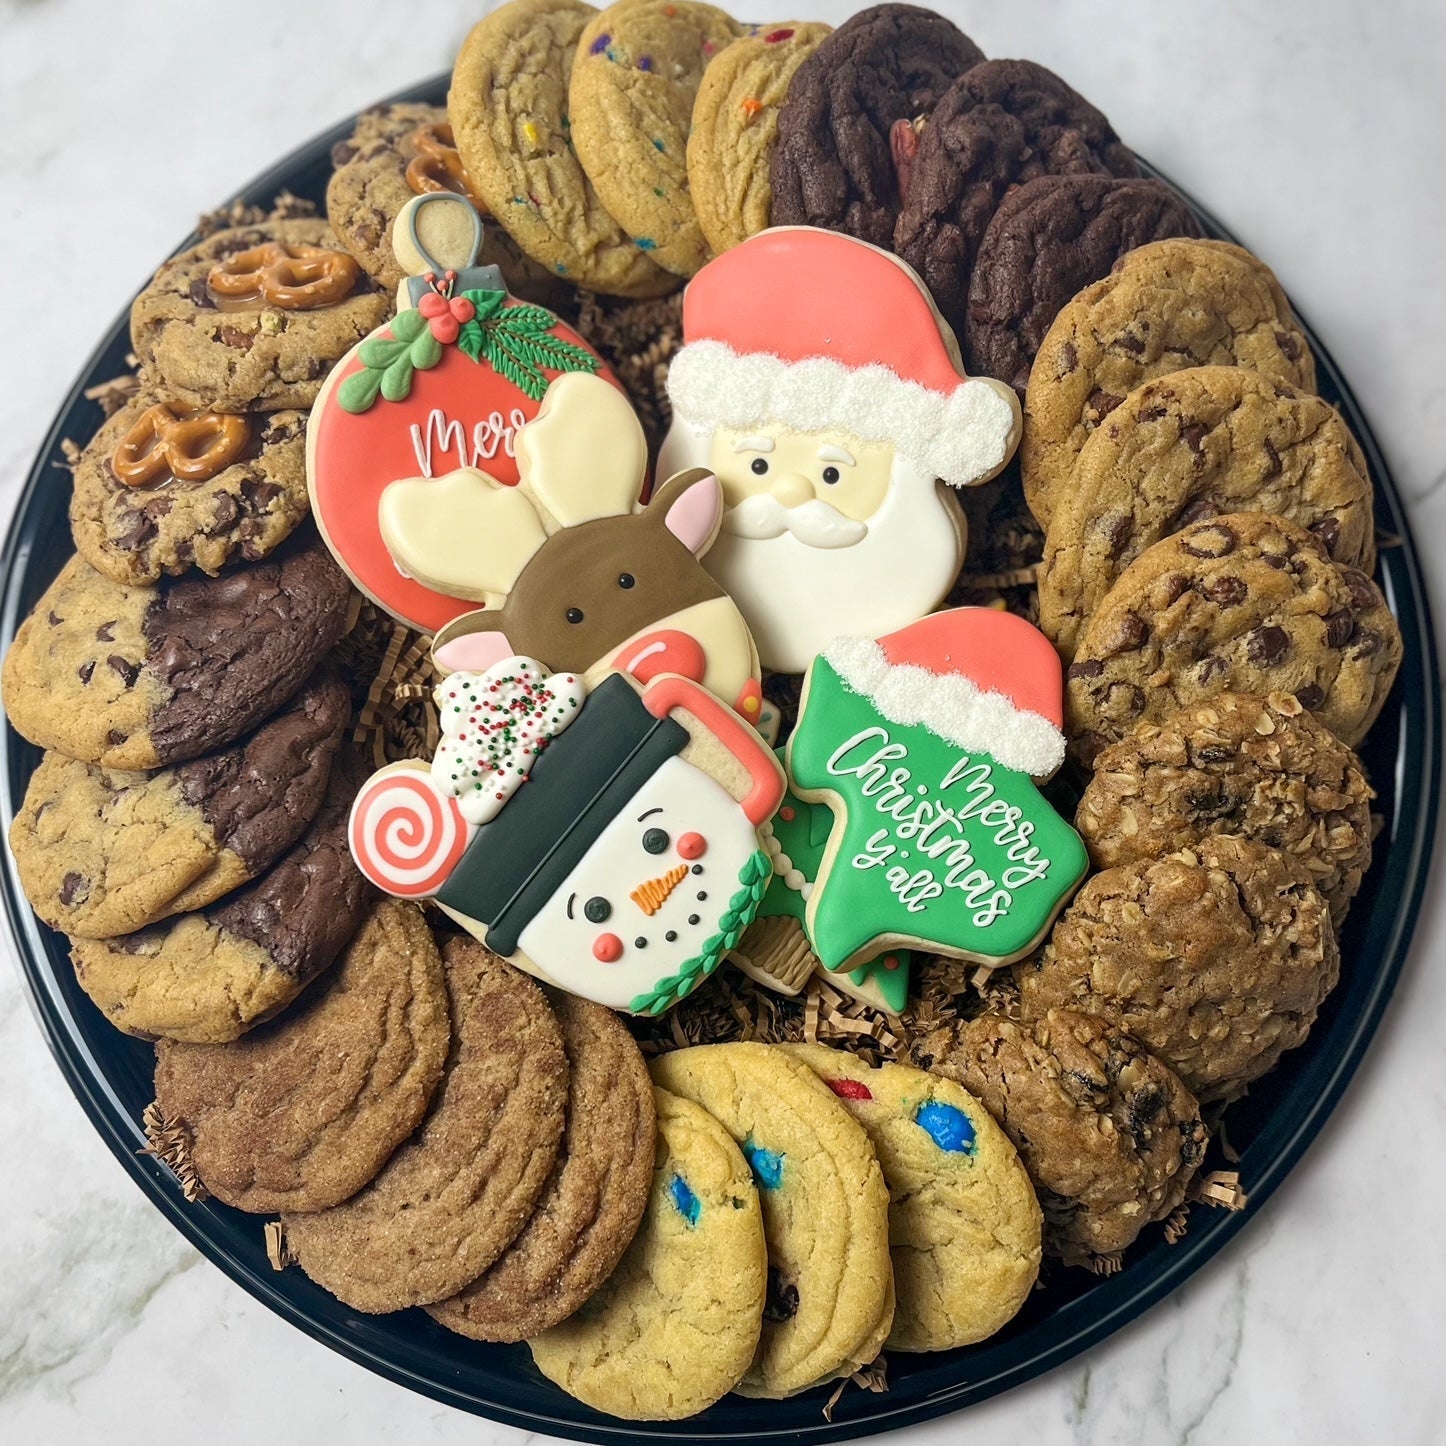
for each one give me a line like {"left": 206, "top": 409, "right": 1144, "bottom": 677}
{"left": 643, "top": 827, "right": 670, "bottom": 854}
{"left": 617, "top": 573, "right": 635, "bottom": 589}
{"left": 565, "top": 606, "right": 584, "bottom": 624}
{"left": 822, "top": 466, "right": 840, "bottom": 484}
{"left": 584, "top": 896, "right": 612, "bottom": 923}
{"left": 750, "top": 457, "right": 769, "bottom": 475}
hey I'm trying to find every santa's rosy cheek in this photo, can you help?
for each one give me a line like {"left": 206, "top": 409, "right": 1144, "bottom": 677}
{"left": 677, "top": 832, "right": 707, "bottom": 861}
{"left": 593, "top": 933, "right": 624, "bottom": 963}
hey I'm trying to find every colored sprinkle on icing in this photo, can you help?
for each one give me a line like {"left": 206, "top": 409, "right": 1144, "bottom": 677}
{"left": 652, "top": 137, "right": 667, "bottom": 152}
{"left": 827, "top": 1077, "right": 873, "bottom": 1101}
{"left": 915, "top": 1100, "right": 976, "bottom": 1155}
{"left": 741, "top": 98, "right": 764, "bottom": 121}
{"left": 589, "top": 33, "right": 610, "bottom": 53}
{"left": 669, "top": 1172, "right": 701, "bottom": 1226}
{"left": 636, "top": 238, "right": 657, "bottom": 251}
{"left": 744, "top": 1140, "right": 784, "bottom": 1190}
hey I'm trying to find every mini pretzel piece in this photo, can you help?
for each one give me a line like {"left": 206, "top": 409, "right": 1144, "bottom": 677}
{"left": 208, "top": 242, "right": 360, "bottom": 310}
{"left": 404, "top": 123, "right": 490, "bottom": 215}
{"left": 112, "top": 403, "right": 251, "bottom": 486}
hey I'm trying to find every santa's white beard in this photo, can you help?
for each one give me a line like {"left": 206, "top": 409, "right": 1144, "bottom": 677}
{"left": 699, "top": 454, "right": 967, "bottom": 674}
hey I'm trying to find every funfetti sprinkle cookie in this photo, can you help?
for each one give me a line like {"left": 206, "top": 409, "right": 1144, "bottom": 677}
{"left": 787, "top": 608, "right": 1089, "bottom": 976}
{"left": 659, "top": 226, "right": 1021, "bottom": 674}
{"left": 348, "top": 665, "right": 785, "bottom": 1016}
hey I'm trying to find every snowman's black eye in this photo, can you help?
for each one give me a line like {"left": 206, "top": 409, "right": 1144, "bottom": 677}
{"left": 750, "top": 457, "right": 769, "bottom": 475}
{"left": 565, "top": 606, "right": 584, "bottom": 625}
{"left": 617, "top": 573, "right": 635, "bottom": 589}
{"left": 584, "top": 896, "right": 612, "bottom": 923}
{"left": 643, "top": 827, "right": 670, "bottom": 854}
{"left": 822, "top": 466, "right": 840, "bottom": 484}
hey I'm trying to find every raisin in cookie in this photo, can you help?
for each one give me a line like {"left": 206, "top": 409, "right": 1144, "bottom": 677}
{"left": 965, "top": 174, "right": 1203, "bottom": 395}
{"left": 920, "top": 1008, "right": 1207, "bottom": 1265}
{"left": 1016, "top": 837, "right": 1340, "bottom": 1103}
{"left": 894, "top": 60, "right": 1138, "bottom": 342}
{"left": 9, "top": 669, "right": 348, "bottom": 939}
{"left": 1075, "top": 692, "right": 1374, "bottom": 924}
{"left": 771, "top": 4, "right": 984, "bottom": 248}
{"left": 2, "top": 534, "right": 352, "bottom": 770}
{"left": 69, "top": 391, "right": 310, "bottom": 586}
{"left": 149, "top": 900, "right": 449, "bottom": 1213}
{"left": 130, "top": 220, "right": 389, "bottom": 413}
{"left": 1022, "top": 238, "right": 1317, "bottom": 526}
{"left": 1066, "top": 513, "right": 1401, "bottom": 764}
{"left": 1040, "top": 367, "right": 1376, "bottom": 656}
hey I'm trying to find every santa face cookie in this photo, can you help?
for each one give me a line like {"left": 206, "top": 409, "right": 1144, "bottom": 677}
{"left": 348, "top": 662, "right": 784, "bottom": 1015}
{"left": 787, "top": 608, "right": 1089, "bottom": 975}
{"left": 660, "top": 226, "right": 1022, "bottom": 674}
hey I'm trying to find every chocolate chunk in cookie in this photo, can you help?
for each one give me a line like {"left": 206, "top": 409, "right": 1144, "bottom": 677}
{"left": 2, "top": 533, "right": 353, "bottom": 770}
{"left": 9, "top": 669, "right": 349, "bottom": 939}
{"left": 428, "top": 992, "right": 655, "bottom": 1341}
{"left": 895, "top": 61, "right": 1138, "bottom": 341}
{"left": 1075, "top": 692, "right": 1374, "bottom": 924}
{"left": 149, "top": 900, "right": 449, "bottom": 1212}
{"left": 965, "top": 174, "right": 1203, "bottom": 395}
{"left": 1065, "top": 512, "right": 1402, "bottom": 762}
{"left": 282, "top": 937, "right": 568, "bottom": 1313}
{"left": 130, "top": 219, "right": 389, "bottom": 412}
{"left": 920, "top": 1008, "right": 1206, "bottom": 1265}
{"left": 1016, "top": 837, "right": 1339, "bottom": 1103}
{"left": 69, "top": 760, "right": 375, "bottom": 1043}
{"left": 771, "top": 4, "right": 983, "bottom": 249}
{"left": 1022, "top": 238, "right": 1318, "bottom": 526}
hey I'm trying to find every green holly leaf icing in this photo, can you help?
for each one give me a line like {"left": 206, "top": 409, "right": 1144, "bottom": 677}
{"left": 409, "top": 329, "right": 444, "bottom": 370}
{"left": 453, "top": 290, "right": 599, "bottom": 401}
{"left": 462, "top": 287, "right": 510, "bottom": 322}
{"left": 380, "top": 352, "right": 415, "bottom": 403}
{"left": 338, "top": 366, "right": 384, "bottom": 414}
{"left": 358, "top": 335, "right": 409, "bottom": 368}
{"left": 391, "top": 307, "right": 429, "bottom": 343}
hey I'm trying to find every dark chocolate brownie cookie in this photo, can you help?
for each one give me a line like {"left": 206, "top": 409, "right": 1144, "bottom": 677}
{"left": 69, "top": 761, "right": 374, "bottom": 1044}
{"left": 1065, "top": 513, "right": 1402, "bottom": 763}
{"left": 9, "top": 669, "right": 348, "bottom": 939}
{"left": 2, "top": 533, "right": 353, "bottom": 770}
{"left": 965, "top": 174, "right": 1202, "bottom": 394}
{"left": 894, "top": 61, "right": 1138, "bottom": 341}
{"left": 920, "top": 1008, "right": 1206, "bottom": 1264}
{"left": 1075, "top": 692, "right": 1374, "bottom": 924}
{"left": 150, "top": 900, "right": 449, "bottom": 1213}
{"left": 1016, "top": 836, "right": 1340, "bottom": 1103}
{"left": 770, "top": 4, "right": 983, "bottom": 249}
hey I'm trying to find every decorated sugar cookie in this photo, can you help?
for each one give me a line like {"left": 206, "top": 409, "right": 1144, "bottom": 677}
{"left": 348, "top": 662, "right": 784, "bottom": 1015}
{"left": 659, "top": 226, "right": 1022, "bottom": 674}
{"left": 787, "top": 609, "right": 1088, "bottom": 975}
{"left": 307, "top": 192, "right": 619, "bottom": 633}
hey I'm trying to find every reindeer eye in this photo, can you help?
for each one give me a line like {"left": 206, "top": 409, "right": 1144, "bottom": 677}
{"left": 565, "top": 606, "right": 584, "bottom": 625}
{"left": 822, "top": 466, "right": 840, "bottom": 484}
{"left": 617, "top": 573, "right": 635, "bottom": 589}
{"left": 750, "top": 458, "right": 769, "bottom": 475}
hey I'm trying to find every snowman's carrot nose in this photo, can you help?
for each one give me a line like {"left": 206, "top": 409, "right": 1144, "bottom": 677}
{"left": 631, "top": 864, "right": 688, "bottom": 915}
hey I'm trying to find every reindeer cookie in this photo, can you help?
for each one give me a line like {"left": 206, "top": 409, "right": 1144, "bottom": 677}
{"left": 347, "top": 662, "right": 784, "bottom": 1015}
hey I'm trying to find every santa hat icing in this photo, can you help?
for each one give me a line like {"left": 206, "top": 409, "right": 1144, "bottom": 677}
{"left": 822, "top": 609, "right": 1067, "bottom": 779}
{"left": 666, "top": 227, "right": 1020, "bottom": 488}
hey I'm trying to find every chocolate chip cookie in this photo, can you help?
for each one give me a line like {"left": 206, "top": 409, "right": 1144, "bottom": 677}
{"left": 686, "top": 22, "right": 833, "bottom": 256}
{"left": 570, "top": 0, "right": 743, "bottom": 276}
{"left": 149, "top": 900, "right": 449, "bottom": 1212}
{"left": 1022, "top": 238, "right": 1317, "bottom": 526}
{"left": 130, "top": 219, "right": 389, "bottom": 412}
{"left": 919, "top": 1008, "right": 1207, "bottom": 1265}
{"left": 9, "top": 669, "right": 348, "bottom": 939}
{"left": 965, "top": 174, "right": 1203, "bottom": 394}
{"left": 1040, "top": 367, "right": 1376, "bottom": 657}
{"left": 2, "top": 534, "right": 352, "bottom": 770}
{"left": 428, "top": 993, "right": 655, "bottom": 1341}
{"left": 450, "top": 0, "right": 677, "bottom": 298}
{"left": 69, "top": 761, "right": 373, "bottom": 1044}
{"left": 1075, "top": 691, "right": 1374, "bottom": 924}
{"left": 894, "top": 60, "right": 1138, "bottom": 341}
{"left": 69, "top": 390, "right": 310, "bottom": 586}
{"left": 282, "top": 937, "right": 568, "bottom": 1313}
{"left": 770, "top": 4, "right": 984, "bottom": 248}
{"left": 1065, "top": 512, "right": 1402, "bottom": 762}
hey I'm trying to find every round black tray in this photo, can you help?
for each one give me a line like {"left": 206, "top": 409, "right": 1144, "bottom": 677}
{"left": 2, "top": 76, "right": 1439, "bottom": 1445}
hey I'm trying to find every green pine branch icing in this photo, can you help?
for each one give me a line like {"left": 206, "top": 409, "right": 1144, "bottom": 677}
{"left": 629, "top": 849, "right": 772, "bottom": 1016}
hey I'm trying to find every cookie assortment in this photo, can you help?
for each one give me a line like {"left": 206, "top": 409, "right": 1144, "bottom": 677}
{"left": 0, "top": 0, "right": 1413, "bottom": 1426}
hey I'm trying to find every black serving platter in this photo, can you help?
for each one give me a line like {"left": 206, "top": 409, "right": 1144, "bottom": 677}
{"left": 1, "top": 74, "right": 1439, "bottom": 1445}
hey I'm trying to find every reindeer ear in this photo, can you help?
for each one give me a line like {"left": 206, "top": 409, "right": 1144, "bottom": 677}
{"left": 431, "top": 610, "right": 517, "bottom": 675}
{"left": 517, "top": 373, "right": 646, "bottom": 531}
{"left": 379, "top": 467, "right": 545, "bottom": 601}
{"left": 653, "top": 468, "right": 723, "bottom": 556}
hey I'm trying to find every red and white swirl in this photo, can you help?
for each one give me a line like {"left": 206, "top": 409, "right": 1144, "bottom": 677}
{"left": 349, "top": 769, "right": 473, "bottom": 897}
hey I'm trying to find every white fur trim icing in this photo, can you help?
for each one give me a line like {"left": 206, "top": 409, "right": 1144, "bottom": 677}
{"left": 667, "top": 340, "right": 1017, "bottom": 488}
{"left": 823, "top": 635, "right": 1066, "bottom": 778}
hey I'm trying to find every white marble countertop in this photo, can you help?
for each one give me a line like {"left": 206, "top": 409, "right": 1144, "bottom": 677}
{"left": 1, "top": 1, "right": 1443, "bottom": 1442}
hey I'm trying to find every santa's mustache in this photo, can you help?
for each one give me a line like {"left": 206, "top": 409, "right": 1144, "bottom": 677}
{"left": 722, "top": 492, "right": 868, "bottom": 548}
